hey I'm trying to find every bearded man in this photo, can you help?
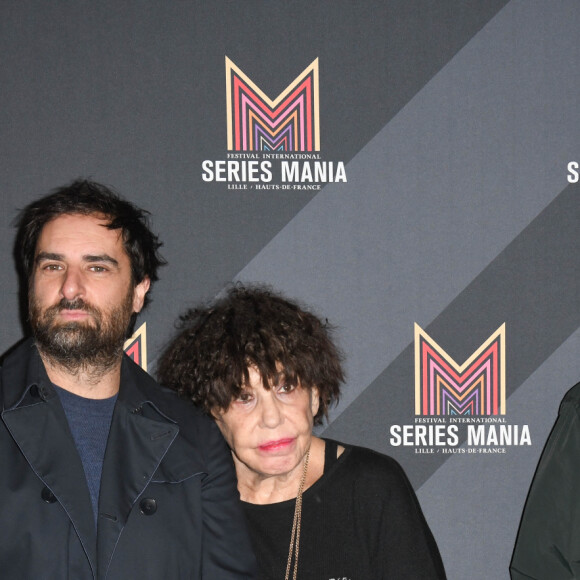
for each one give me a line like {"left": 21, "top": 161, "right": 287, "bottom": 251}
{"left": 0, "top": 179, "right": 256, "bottom": 579}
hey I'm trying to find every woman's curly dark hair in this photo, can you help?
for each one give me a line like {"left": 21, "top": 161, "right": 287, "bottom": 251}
{"left": 157, "top": 284, "right": 344, "bottom": 425}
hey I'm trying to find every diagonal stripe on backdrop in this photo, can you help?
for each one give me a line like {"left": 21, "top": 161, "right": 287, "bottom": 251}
{"left": 149, "top": 0, "right": 512, "bottom": 336}
{"left": 323, "top": 183, "right": 580, "bottom": 488}
{"left": 235, "top": 0, "right": 580, "bottom": 449}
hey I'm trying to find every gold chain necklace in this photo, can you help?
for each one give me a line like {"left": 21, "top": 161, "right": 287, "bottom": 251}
{"left": 284, "top": 448, "right": 310, "bottom": 580}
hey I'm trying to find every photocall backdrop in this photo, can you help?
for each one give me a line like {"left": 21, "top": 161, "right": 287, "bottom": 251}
{"left": 1, "top": 1, "right": 579, "bottom": 578}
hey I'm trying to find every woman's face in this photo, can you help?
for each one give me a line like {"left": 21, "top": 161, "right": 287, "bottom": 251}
{"left": 214, "top": 366, "right": 319, "bottom": 481}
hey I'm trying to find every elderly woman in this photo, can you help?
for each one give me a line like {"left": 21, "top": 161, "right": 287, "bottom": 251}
{"left": 157, "top": 285, "right": 446, "bottom": 580}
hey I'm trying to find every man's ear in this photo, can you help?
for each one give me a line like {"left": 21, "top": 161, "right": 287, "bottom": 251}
{"left": 132, "top": 277, "right": 151, "bottom": 313}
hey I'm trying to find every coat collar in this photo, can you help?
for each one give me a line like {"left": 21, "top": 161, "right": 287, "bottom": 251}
{"left": 1, "top": 338, "right": 53, "bottom": 411}
{"left": 1, "top": 338, "right": 180, "bottom": 422}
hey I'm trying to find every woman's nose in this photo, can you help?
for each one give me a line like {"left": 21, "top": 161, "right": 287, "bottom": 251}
{"left": 260, "top": 393, "right": 283, "bottom": 428}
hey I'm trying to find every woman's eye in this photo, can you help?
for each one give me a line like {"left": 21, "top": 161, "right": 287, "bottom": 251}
{"left": 278, "top": 383, "right": 296, "bottom": 394}
{"left": 236, "top": 392, "right": 253, "bottom": 403}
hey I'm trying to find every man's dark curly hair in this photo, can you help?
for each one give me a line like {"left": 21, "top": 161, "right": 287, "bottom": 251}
{"left": 157, "top": 285, "right": 344, "bottom": 425}
{"left": 14, "top": 179, "right": 166, "bottom": 307}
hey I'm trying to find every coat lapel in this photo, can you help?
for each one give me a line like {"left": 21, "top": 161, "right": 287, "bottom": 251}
{"left": 96, "top": 359, "right": 179, "bottom": 577}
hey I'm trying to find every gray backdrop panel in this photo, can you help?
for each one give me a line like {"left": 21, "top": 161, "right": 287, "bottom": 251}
{"left": 1, "top": 1, "right": 578, "bottom": 578}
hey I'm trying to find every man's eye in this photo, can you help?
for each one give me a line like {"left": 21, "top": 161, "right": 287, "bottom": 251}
{"left": 89, "top": 266, "right": 108, "bottom": 273}
{"left": 42, "top": 264, "right": 62, "bottom": 271}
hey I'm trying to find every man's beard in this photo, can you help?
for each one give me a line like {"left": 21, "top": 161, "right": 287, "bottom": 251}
{"left": 29, "top": 289, "right": 135, "bottom": 376}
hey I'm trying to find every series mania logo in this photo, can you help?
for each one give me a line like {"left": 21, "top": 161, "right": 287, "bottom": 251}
{"left": 202, "top": 57, "right": 347, "bottom": 190}
{"left": 390, "top": 323, "right": 531, "bottom": 452}
{"left": 226, "top": 56, "right": 319, "bottom": 152}
{"left": 123, "top": 322, "right": 148, "bottom": 371}
{"left": 415, "top": 323, "right": 506, "bottom": 416}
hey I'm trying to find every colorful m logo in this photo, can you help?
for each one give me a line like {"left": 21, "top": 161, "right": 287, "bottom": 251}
{"left": 225, "top": 57, "right": 320, "bottom": 151}
{"left": 414, "top": 323, "right": 506, "bottom": 416}
{"left": 124, "top": 322, "right": 148, "bottom": 372}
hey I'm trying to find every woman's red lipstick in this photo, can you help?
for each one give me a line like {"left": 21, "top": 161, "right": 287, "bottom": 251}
{"left": 258, "top": 438, "right": 294, "bottom": 452}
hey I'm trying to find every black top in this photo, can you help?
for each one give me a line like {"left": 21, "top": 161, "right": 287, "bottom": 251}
{"left": 242, "top": 439, "right": 446, "bottom": 580}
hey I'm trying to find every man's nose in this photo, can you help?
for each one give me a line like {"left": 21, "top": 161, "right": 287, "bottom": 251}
{"left": 60, "top": 268, "right": 85, "bottom": 301}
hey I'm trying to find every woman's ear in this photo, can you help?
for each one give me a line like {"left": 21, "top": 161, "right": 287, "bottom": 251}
{"left": 310, "top": 386, "right": 320, "bottom": 418}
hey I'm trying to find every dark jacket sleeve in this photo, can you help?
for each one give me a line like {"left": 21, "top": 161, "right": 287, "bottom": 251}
{"left": 510, "top": 383, "right": 580, "bottom": 580}
{"left": 201, "top": 418, "right": 258, "bottom": 579}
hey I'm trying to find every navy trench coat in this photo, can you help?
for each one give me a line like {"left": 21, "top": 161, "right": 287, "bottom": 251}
{"left": 0, "top": 339, "right": 257, "bottom": 579}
